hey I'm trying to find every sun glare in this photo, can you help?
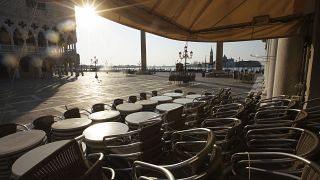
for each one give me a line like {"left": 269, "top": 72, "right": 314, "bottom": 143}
{"left": 75, "top": 5, "right": 98, "bottom": 27}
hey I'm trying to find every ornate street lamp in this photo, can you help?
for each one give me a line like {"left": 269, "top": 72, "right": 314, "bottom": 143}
{"left": 179, "top": 45, "right": 193, "bottom": 71}
{"left": 91, "top": 56, "right": 98, "bottom": 78}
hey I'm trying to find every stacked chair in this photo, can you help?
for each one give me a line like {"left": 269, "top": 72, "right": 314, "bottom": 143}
{"left": 18, "top": 139, "right": 115, "bottom": 180}
{"left": 201, "top": 118, "right": 243, "bottom": 164}
{"left": 8, "top": 87, "right": 320, "bottom": 180}
{"left": 232, "top": 152, "right": 320, "bottom": 180}
{"left": 63, "top": 106, "right": 91, "bottom": 119}
{"left": 91, "top": 103, "right": 112, "bottom": 113}
{"left": 103, "top": 127, "right": 223, "bottom": 179}
{"left": 32, "top": 115, "right": 63, "bottom": 142}
{"left": 103, "top": 120, "right": 163, "bottom": 179}
{"left": 0, "top": 123, "right": 29, "bottom": 138}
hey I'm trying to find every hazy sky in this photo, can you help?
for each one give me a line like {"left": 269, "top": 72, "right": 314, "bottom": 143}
{"left": 75, "top": 7, "right": 267, "bottom": 66}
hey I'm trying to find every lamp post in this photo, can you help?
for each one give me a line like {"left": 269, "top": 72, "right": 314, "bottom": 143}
{"left": 179, "top": 45, "right": 193, "bottom": 72}
{"left": 91, "top": 56, "right": 98, "bottom": 78}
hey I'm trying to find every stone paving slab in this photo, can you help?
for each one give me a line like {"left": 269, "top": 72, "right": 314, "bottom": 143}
{"left": 0, "top": 72, "right": 262, "bottom": 125}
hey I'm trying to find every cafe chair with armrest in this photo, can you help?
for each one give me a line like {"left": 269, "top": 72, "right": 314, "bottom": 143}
{"left": 160, "top": 128, "right": 223, "bottom": 179}
{"left": 245, "top": 127, "right": 320, "bottom": 160}
{"left": 244, "top": 109, "right": 308, "bottom": 134}
{"left": 201, "top": 118, "right": 243, "bottom": 164}
{"left": 302, "top": 105, "right": 320, "bottom": 136}
{"left": 183, "top": 101, "right": 207, "bottom": 127}
{"left": 133, "top": 161, "right": 175, "bottom": 180}
{"left": 103, "top": 120, "right": 163, "bottom": 179}
{"left": 162, "top": 105, "right": 185, "bottom": 135}
{"left": 212, "top": 103, "right": 244, "bottom": 119}
{"left": 231, "top": 152, "right": 320, "bottom": 180}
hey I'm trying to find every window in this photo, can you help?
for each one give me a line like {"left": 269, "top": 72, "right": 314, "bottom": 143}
{"left": 25, "top": 0, "right": 46, "bottom": 10}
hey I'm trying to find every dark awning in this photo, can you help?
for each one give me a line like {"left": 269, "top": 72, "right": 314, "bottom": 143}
{"left": 78, "top": 0, "right": 316, "bottom": 42}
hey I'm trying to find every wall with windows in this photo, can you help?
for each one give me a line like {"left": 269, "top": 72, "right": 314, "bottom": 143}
{"left": 0, "top": 0, "right": 79, "bottom": 78}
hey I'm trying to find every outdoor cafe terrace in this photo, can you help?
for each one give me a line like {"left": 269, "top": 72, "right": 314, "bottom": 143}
{"left": 1, "top": 88, "right": 320, "bottom": 179}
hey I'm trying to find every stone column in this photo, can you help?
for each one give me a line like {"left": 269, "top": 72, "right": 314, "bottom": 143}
{"left": 215, "top": 42, "right": 223, "bottom": 71}
{"left": 305, "top": 0, "right": 320, "bottom": 107}
{"left": 272, "top": 37, "right": 304, "bottom": 96}
{"left": 266, "top": 39, "right": 278, "bottom": 98}
{"left": 140, "top": 30, "right": 147, "bottom": 72}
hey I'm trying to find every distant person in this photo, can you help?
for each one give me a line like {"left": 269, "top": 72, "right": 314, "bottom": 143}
{"left": 80, "top": 65, "right": 84, "bottom": 76}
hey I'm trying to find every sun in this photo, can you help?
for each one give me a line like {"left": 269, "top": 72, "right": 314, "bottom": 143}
{"left": 75, "top": 5, "right": 98, "bottom": 27}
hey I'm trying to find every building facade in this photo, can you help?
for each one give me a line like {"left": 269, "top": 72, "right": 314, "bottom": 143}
{"left": 0, "top": 0, "right": 79, "bottom": 79}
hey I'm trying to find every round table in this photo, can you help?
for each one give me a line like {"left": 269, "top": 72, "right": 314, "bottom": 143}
{"left": 150, "top": 96, "right": 173, "bottom": 104}
{"left": 0, "top": 130, "right": 46, "bottom": 157}
{"left": 135, "top": 100, "right": 158, "bottom": 111}
{"left": 51, "top": 118, "right": 92, "bottom": 141}
{"left": 116, "top": 103, "right": 142, "bottom": 113}
{"left": 125, "top": 112, "right": 160, "bottom": 129}
{"left": 116, "top": 103, "right": 143, "bottom": 121}
{"left": 83, "top": 122, "right": 129, "bottom": 152}
{"left": 173, "top": 98, "right": 197, "bottom": 105}
{"left": 163, "top": 93, "right": 184, "bottom": 99}
{"left": 0, "top": 130, "right": 46, "bottom": 179}
{"left": 156, "top": 103, "right": 183, "bottom": 112}
{"left": 52, "top": 118, "right": 92, "bottom": 131}
{"left": 89, "top": 110, "right": 121, "bottom": 123}
{"left": 186, "top": 94, "right": 202, "bottom": 99}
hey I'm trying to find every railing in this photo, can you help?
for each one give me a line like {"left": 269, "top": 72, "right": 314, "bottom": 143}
{"left": 0, "top": 44, "right": 77, "bottom": 55}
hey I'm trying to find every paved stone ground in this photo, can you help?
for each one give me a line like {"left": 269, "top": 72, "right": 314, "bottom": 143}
{"left": 0, "top": 72, "right": 261, "bottom": 125}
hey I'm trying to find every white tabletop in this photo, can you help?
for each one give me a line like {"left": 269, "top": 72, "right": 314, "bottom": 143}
{"left": 11, "top": 140, "right": 69, "bottom": 178}
{"left": 186, "top": 94, "right": 202, "bottom": 99}
{"left": 135, "top": 100, "right": 158, "bottom": 106}
{"left": 89, "top": 110, "right": 120, "bottom": 122}
{"left": 83, "top": 122, "right": 129, "bottom": 142}
{"left": 51, "top": 118, "right": 92, "bottom": 131}
{"left": 0, "top": 130, "right": 46, "bottom": 156}
{"left": 156, "top": 103, "right": 183, "bottom": 112}
{"left": 163, "top": 93, "right": 184, "bottom": 98}
{"left": 125, "top": 112, "right": 160, "bottom": 125}
{"left": 173, "top": 98, "right": 197, "bottom": 105}
{"left": 150, "top": 96, "right": 172, "bottom": 103}
{"left": 116, "top": 103, "right": 142, "bottom": 113}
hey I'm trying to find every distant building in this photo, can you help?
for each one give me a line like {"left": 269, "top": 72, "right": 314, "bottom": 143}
{"left": 211, "top": 54, "right": 261, "bottom": 70}
{"left": 223, "top": 55, "right": 235, "bottom": 68}
{"left": 0, "top": 0, "right": 79, "bottom": 78}
{"left": 235, "top": 60, "right": 262, "bottom": 70}
{"left": 209, "top": 47, "right": 213, "bottom": 69}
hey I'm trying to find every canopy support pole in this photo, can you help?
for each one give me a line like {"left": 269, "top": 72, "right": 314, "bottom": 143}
{"left": 215, "top": 42, "right": 223, "bottom": 71}
{"left": 140, "top": 30, "right": 147, "bottom": 73}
